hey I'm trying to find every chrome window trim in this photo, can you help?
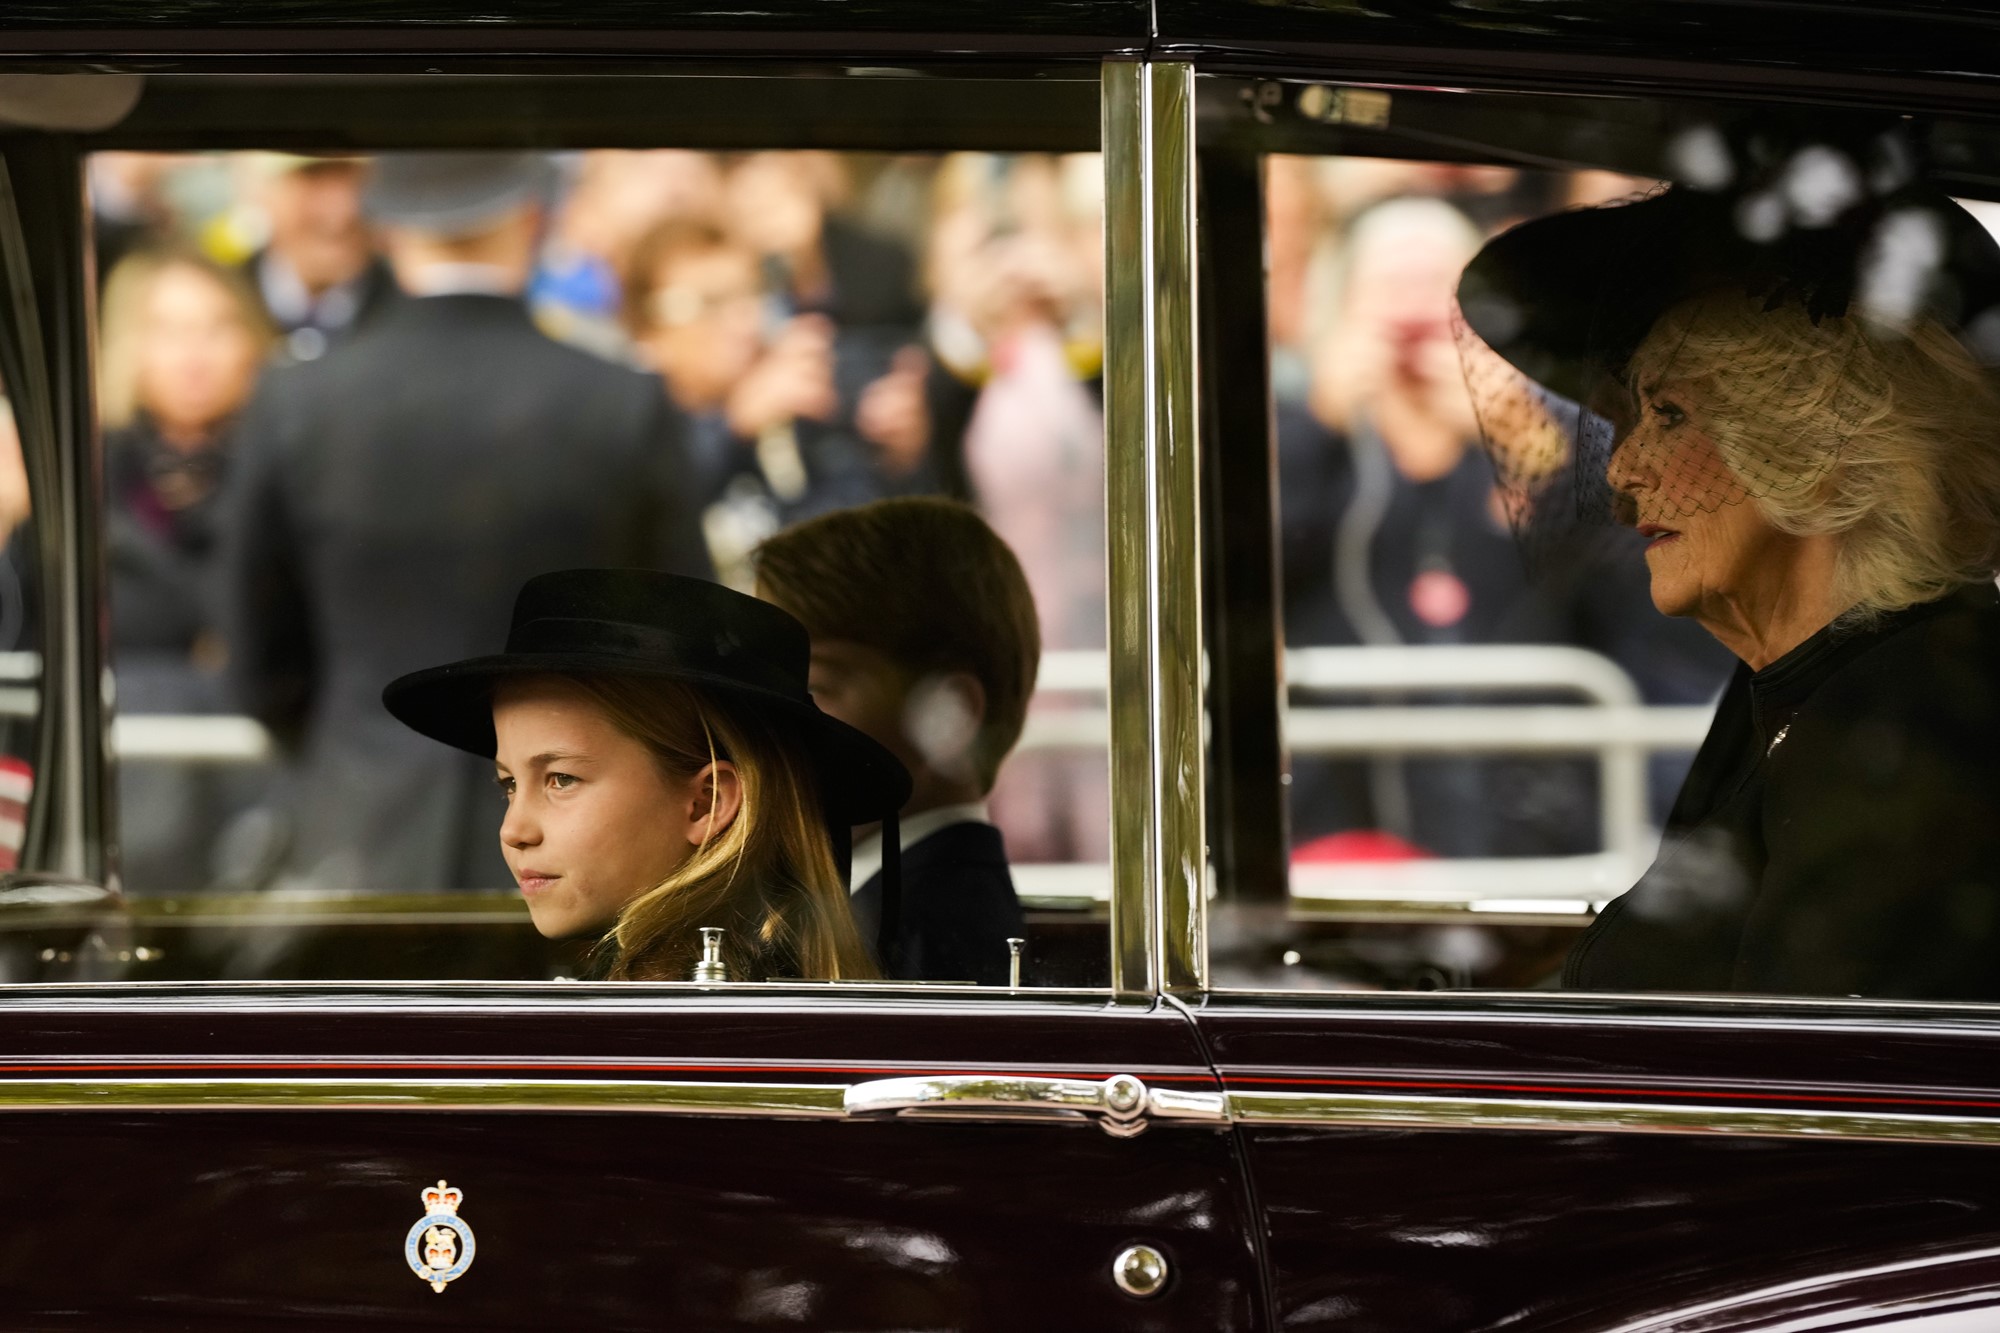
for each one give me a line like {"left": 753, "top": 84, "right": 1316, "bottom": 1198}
{"left": 0, "top": 1075, "right": 851, "bottom": 1116}
{"left": 10, "top": 1074, "right": 2000, "bottom": 1145}
{"left": 0, "top": 1071, "right": 1228, "bottom": 1127}
{"left": 1197, "top": 987, "right": 2000, "bottom": 1024}
{"left": 1229, "top": 1089, "right": 2000, "bottom": 1147}
{"left": 1103, "top": 58, "right": 1154, "bottom": 999}
{"left": 1102, "top": 58, "right": 1205, "bottom": 1001}
{"left": 0, "top": 980, "right": 1133, "bottom": 1011}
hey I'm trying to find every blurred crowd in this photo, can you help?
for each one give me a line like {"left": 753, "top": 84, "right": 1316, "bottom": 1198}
{"left": 85, "top": 148, "right": 1111, "bottom": 894}
{"left": 92, "top": 149, "right": 1107, "bottom": 580}
{"left": 1265, "top": 158, "right": 1734, "bottom": 861}
{"left": 14, "top": 149, "right": 1736, "bottom": 896}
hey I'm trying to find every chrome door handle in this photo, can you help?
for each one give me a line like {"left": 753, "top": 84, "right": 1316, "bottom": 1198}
{"left": 843, "top": 1072, "right": 1225, "bottom": 1137}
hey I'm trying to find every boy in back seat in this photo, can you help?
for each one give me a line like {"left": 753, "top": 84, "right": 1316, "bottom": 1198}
{"left": 755, "top": 499, "right": 1037, "bottom": 985}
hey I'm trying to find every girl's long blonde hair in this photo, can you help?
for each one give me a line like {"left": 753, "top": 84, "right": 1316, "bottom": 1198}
{"left": 563, "top": 673, "right": 877, "bottom": 983}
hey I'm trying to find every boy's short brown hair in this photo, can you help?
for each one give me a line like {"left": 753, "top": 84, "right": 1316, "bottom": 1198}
{"left": 754, "top": 498, "right": 1040, "bottom": 791}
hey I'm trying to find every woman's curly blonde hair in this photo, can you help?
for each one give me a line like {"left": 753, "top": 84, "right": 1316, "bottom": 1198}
{"left": 1630, "top": 291, "right": 2000, "bottom": 621}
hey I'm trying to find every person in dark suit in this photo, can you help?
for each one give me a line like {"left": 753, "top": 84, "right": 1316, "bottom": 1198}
{"left": 754, "top": 498, "right": 1036, "bottom": 985}
{"left": 220, "top": 152, "right": 712, "bottom": 894}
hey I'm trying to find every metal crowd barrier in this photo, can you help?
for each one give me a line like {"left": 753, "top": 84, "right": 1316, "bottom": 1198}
{"left": 9, "top": 647, "right": 1717, "bottom": 913}
{"left": 1012, "top": 647, "right": 1714, "bottom": 911}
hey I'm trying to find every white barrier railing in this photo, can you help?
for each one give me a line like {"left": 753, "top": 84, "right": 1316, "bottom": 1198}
{"left": 1011, "top": 646, "right": 1713, "bottom": 909}
{"left": 113, "top": 714, "right": 273, "bottom": 763}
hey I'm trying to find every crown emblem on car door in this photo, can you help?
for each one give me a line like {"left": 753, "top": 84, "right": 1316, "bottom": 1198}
{"left": 403, "top": 1180, "right": 477, "bottom": 1293}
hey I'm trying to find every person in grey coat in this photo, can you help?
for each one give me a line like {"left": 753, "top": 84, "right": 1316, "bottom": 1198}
{"left": 219, "top": 153, "right": 712, "bottom": 893}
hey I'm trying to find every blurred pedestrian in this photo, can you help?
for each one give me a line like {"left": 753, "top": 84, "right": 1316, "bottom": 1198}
{"left": 924, "top": 153, "right": 1104, "bottom": 496}
{"left": 89, "top": 152, "right": 190, "bottom": 283}
{"left": 240, "top": 154, "right": 395, "bottom": 363}
{"left": 1281, "top": 196, "right": 1729, "bottom": 857}
{"left": 0, "top": 399, "right": 29, "bottom": 874}
{"left": 1266, "top": 155, "right": 1329, "bottom": 407}
{"left": 724, "top": 152, "right": 937, "bottom": 488}
{"left": 98, "top": 247, "right": 273, "bottom": 893}
{"left": 0, "top": 397, "right": 31, "bottom": 658}
{"left": 221, "top": 151, "right": 712, "bottom": 893}
{"left": 624, "top": 217, "right": 882, "bottom": 585}
{"left": 102, "top": 248, "right": 269, "bottom": 666}
{"left": 725, "top": 151, "right": 923, "bottom": 340}
{"left": 532, "top": 149, "right": 725, "bottom": 354}
{"left": 0, "top": 400, "right": 28, "bottom": 570}
{"left": 935, "top": 154, "right": 1110, "bottom": 865}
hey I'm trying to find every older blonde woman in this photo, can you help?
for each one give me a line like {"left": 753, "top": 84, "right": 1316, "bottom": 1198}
{"left": 1458, "top": 177, "right": 2000, "bottom": 999}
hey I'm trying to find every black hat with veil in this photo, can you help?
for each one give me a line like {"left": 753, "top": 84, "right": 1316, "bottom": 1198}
{"left": 1453, "top": 126, "right": 2000, "bottom": 564}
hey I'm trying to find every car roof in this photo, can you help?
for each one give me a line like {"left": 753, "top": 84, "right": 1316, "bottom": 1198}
{"left": 0, "top": 2, "right": 1996, "bottom": 123}
{"left": 1159, "top": 0, "right": 2000, "bottom": 100}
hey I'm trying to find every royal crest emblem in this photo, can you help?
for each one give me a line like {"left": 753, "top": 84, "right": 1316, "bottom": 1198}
{"left": 403, "top": 1180, "right": 477, "bottom": 1293}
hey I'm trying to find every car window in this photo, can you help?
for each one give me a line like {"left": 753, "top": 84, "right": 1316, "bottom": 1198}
{"left": 62, "top": 71, "right": 1113, "bottom": 988}
{"left": 1197, "top": 77, "right": 2000, "bottom": 1002}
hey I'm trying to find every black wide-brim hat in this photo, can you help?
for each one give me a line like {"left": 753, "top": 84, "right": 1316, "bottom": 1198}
{"left": 382, "top": 569, "right": 911, "bottom": 826}
{"left": 1458, "top": 182, "right": 2000, "bottom": 405}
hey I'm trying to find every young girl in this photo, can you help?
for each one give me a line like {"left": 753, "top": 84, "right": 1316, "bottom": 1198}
{"left": 383, "top": 568, "right": 909, "bottom": 981}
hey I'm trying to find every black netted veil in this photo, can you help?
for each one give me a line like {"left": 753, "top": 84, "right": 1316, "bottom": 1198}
{"left": 1455, "top": 127, "right": 2000, "bottom": 569}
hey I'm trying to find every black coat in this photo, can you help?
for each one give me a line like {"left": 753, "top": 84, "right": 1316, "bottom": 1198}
{"left": 681, "top": 410, "right": 886, "bottom": 524}
{"left": 220, "top": 293, "right": 712, "bottom": 892}
{"left": 106, "top": 418, "right": 243, "bottom": 897}
{"left": 106, "top": 416, "right": 229, "bottom": 665}
{"left": 1566, "top": 584, "right": 2000, "bottom": 1000}
{"left": 851, "top": 821, "right": 1026, "bottom": 986}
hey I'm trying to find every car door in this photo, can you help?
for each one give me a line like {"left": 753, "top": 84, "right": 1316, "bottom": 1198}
{"left": 0, "top": 50, "right": 1268, "bottom": 1329}
{"left": 1195, "top": 992, "right": 2000, "bottom": 1333}
{"left": 1166, "top": 30, "right": 2000, "bottom": 1333}
{"left": 0, "top": 988, "right": 1255, "bottom": 1329}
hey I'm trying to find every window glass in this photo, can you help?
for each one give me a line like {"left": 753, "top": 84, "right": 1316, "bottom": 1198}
{"left": 84, "top": 82, "right": 1109, "bottom": 987}
{"left": 1203, "top": 80, "right": 2000, "bottom": 1001}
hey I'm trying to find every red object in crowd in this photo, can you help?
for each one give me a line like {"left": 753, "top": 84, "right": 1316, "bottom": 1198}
{"left": 1291, "top": 829, "right": 1431, "bottom": 864}
{"left": 0, "top": 756, "right": 30, "bottom": 871}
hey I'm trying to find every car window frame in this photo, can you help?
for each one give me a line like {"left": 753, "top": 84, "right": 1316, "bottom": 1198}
{"left": 0, "top": 134, "right": 101, "bottom": 888}
{"left": 0, "top": 56, "right": 1194, "bottom": 1003}
{"left": 1177, "top": 63, "right": 2000, "bottom": 1024}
